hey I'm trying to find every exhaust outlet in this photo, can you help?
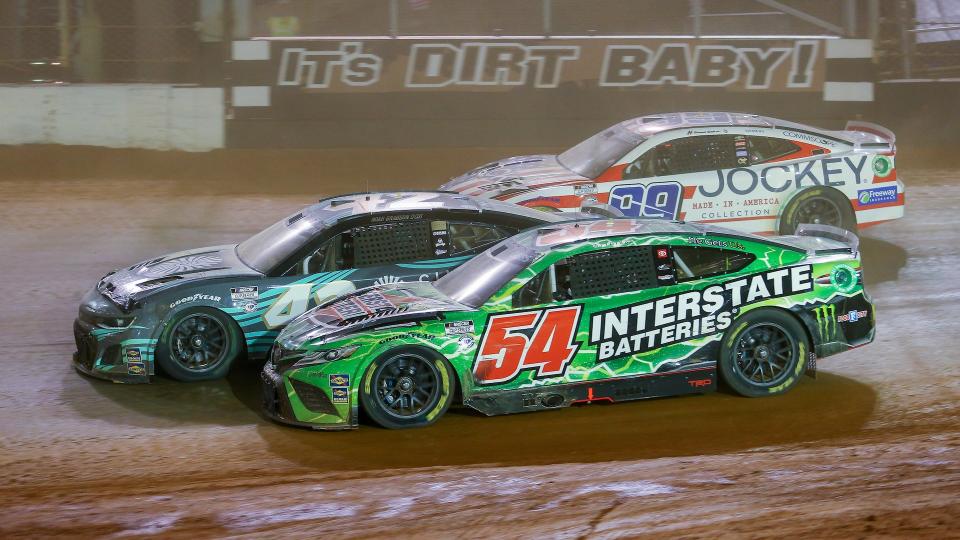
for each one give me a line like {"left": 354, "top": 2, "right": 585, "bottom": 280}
{"left": 541, "top": 394, "right": 564, "bottom": 408}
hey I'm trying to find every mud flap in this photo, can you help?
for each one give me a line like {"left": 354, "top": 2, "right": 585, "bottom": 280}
{"left": 805, "top": 351, "right": 817, "bottom": 379}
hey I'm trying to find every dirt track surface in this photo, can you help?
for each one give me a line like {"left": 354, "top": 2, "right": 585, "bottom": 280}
{"left": 0, "top": 168, "right": 958, "bottom": 538}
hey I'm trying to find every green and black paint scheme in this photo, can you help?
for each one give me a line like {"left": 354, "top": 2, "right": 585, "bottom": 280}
{"left": 264, "top": 219, "right": 874, "bottom": 430}
{"left": 74, "top": 192, "right": 572, "bottom": 383}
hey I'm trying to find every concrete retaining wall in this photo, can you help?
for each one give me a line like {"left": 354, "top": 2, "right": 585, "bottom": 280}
{"left": 0, "top": 85, "right": 223, "bottom": 151}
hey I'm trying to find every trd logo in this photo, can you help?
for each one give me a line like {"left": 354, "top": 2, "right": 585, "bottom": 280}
{"left": 688, "top": 378, "right": 712, "bottom": 388}
{"left": 473, "top": 306, "right": 582, "bottom": 385}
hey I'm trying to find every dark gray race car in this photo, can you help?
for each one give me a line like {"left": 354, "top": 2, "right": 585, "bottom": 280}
{"left": 74, "top": 191, "right": 576, "bottom": 383}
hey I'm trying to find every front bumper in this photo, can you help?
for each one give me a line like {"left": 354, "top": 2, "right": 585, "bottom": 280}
{"left": 261, "top": 361, "right": 357, "bottom": 430}
{"left": 73, "top": 319, "right": 152, "bottom": 383}
{"left": 73, "top": 287, "right": 154, "bottom": 383}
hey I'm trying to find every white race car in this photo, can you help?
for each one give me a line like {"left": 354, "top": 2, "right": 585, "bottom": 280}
{"left": 442, "top": 112, "right": 904, "bottom": 235}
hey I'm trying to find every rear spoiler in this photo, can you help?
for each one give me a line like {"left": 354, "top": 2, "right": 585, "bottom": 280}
{"left": 794, "top": 223, "right": 859, "bottom": 255}
{"left": 844, "top": 120, "right": 896, "bottom": 144}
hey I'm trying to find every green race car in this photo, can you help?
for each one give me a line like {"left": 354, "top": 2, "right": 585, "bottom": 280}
{"left": 263, "top": 219, "right": 874, "bottom": 430}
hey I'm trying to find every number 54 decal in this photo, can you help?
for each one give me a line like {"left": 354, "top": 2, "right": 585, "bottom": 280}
{"left": 473, "top": 306, "right": 582, "bottom": 385}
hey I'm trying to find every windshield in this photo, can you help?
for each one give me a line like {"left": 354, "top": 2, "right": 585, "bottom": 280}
{"left": 557, "top": 121, "right": 646, "bottom": 179}
{"left": 435, "top": 232, "right": 539, "bottom": 308}
{"left": 236, "top": 209, "right": 321, "bottom": 274}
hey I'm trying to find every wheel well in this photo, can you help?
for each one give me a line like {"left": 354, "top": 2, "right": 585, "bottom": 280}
{"left": 157, "top": 305, "right": 246, "bottom": 354}
{"left": 737, "top": 306, "right": 816, "bottom": 353}
{"left": 776, "top": 185, "right": 856, "bottom": 234}
{"left": 365, "top": 345, "right": 463, "bottom": 404}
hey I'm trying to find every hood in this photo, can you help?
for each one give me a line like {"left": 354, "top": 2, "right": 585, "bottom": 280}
{"left": 440, "top": 154, "right": 588, "bottom": 198}
{"left": 278, "top": 282, "right": 468, "bottom": 350}
{"left": 97, "top": 244, "right": 261, "bottom": 309}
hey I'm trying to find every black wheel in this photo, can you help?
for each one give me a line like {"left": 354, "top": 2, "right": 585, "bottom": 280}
{"left": 778, "top": 187, "right": 857, "bottom": 235}
{"left": 359, "top": 347, "right": 455, "bottom": 429}
{"left": 719, "top": 309, "right": 809, "bottom": 397}
{"left": 156, "top": 307, "right": 242, "bottom": 381}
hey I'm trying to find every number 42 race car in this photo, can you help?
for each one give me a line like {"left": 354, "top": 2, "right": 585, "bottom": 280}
{"left": 264, "top": 218, "right": 874, "bottom": 430}
{"left": 442, "top": 111, "right": 903, "bottom": 236}
{"left": 73, "top": 192, "right": 574, "bottom": 383}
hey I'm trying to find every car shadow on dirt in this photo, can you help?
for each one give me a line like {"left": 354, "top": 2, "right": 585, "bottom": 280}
{"left": 252, "top": 371, "right": 877, "bottom": 471}
{"left": 67, "top": 357, "right": 266, "bottom": 428}
{"left": 859, "top": 235, "right": 907, "bottom": 285}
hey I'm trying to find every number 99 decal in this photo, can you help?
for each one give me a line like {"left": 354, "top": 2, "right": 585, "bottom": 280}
{"left": 473, "top": 306, "right": 582, "bottom": 385}
{"left": 609, "top": 181, "right": 683, "bottom": 220}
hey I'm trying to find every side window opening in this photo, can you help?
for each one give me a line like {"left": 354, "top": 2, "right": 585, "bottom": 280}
{"left": 625, "top": 135, "right": 738, "bottom": 179}
{"left": 513, "top": 246, "right": 658, "bottom": 308}
{"left": 448, "top": 223, "right": 514, "bottom": 256}
{"left": 283, "top": 232, "right": 354, "bottom": 277}
{"left": 282, "top": 219, "right": 438, "bottom": 276}
{"left": 747, "top": 136, "right": 801, "bottom": 164}
{"left": 671, "top": 246, "right": 755, "bottom": 282}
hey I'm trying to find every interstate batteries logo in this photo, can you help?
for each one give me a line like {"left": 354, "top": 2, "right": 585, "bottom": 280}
{"left": 857, "top": 186, "right": 898, "bottom": 207}
{"left": 589, "top": 265, "right": 813, "bottom": 362}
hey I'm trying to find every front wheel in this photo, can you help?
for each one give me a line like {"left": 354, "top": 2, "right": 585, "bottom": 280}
{"left": 156, "top": 308, "right": 242, "bottom": 381}
{"left": 778, "top": 187, "right": 857, "bottom": 235}
{"left": 719, "top": 309, "right": 809, "bottom": 397}
{"left": 360, "top": 347, "right": 455, "bottom": 429}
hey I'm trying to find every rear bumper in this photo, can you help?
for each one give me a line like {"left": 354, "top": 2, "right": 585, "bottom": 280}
{"left": 800, "top": 291, "right": 876, "bottom": 358}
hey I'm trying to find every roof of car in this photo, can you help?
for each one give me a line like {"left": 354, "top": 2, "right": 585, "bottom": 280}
{"left": 618, "top": 111, "right": 826, "bottom": 138}
{"left": 305, "top": 191, "right": 572, "bottom": 226}
{"left": 518, "top": 218, "right": 782, "bottom": 252}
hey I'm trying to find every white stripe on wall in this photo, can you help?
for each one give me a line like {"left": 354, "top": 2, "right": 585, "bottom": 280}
{"left": 232, "top": 86, "right": 271, "bottom": 107}
{"left": 232, "top": 40, "right": 270, "bottom": 61}
{"left": 825, "top": 39, "right": 873, "bottom": 59}
{"left": 823, "top": 81, "right": 874, "bottom": 102}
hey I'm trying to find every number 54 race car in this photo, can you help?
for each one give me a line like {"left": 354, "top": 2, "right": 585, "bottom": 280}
{"left": 73, "top": 192, "right": 577, "bottom": 383}
{"left": 263, "top": 218, "right": 874, "bottom": 430}
{"left": 442, "top": 111, "right": 904, "bottom": 235}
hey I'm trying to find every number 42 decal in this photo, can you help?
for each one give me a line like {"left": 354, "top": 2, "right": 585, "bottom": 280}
{"left": 473, "top": 306, "right": 582, "bottom": 385}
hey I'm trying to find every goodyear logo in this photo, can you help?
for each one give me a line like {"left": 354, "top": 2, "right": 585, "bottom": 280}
{"left": 857, "top": 186, "right": 897, "bottom": 207}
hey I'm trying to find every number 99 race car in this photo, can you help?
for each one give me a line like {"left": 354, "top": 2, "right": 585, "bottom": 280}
{"left": 73, "top": 192, "right": 578, "bottom": 383}
{"left": 441, "top": 111, "right": 903, "bottom": 235}
{"left": 263, "top": 218, "right": 874, "bottom": 430}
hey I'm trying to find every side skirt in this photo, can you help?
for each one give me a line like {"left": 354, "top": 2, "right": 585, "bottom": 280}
{"left": 464, "top": 364, "right": 717, "bottom": 417}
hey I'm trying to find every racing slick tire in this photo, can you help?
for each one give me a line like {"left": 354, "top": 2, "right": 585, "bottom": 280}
{"left": 719, "top": 309, "right": 809, "bottom": 398}
{"left": 155, "top": 307, "right": 243, "bottom": 382}
{"left": 360, "top": 347, "right": 455, "bottom": 429}
{"left": 778, "top": 187, "right": 857, "bottom": 235}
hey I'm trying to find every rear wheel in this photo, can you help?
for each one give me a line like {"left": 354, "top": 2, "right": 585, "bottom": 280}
{"left": 778, "top": 187, "right": 857, "bottom": 235}
{"left": 156, "top": 308, "right": 242, "bottom": 381}
{"left": 360, "top": 347, "right": 455, "bottom": 429}
{"left": 719, "top": 309, "right": 808, "bottom": 397}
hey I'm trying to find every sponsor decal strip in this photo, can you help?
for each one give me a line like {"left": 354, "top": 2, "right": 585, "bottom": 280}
{"left": 590, "top": 265, "right": 813, "bottom": 362}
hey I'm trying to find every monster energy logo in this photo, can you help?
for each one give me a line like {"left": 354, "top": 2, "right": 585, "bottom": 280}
{"left": 813, "top": 304, "right": 837, "bottom": 340}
